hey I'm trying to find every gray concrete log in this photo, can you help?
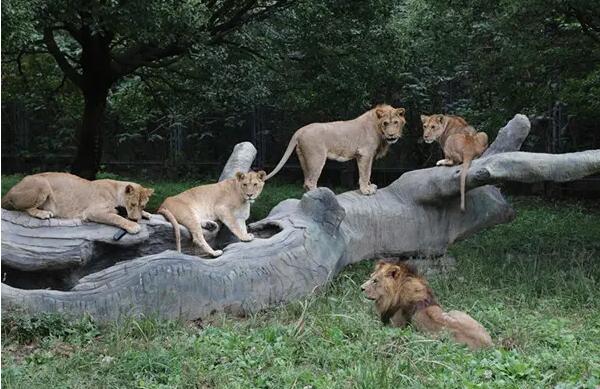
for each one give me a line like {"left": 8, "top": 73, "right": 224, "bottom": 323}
{"left": 3, "top": 115, "right": 599, "bottom": 321}
{"left": 1, "top": 143, "right": 258, "bottom": 287}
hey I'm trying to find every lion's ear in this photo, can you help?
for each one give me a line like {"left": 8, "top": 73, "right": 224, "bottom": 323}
{"left": 144, "top": 187, "right": 155, "bottom": 197}
{"left": 235, "top": 172, "right": 246, "bottom": 181}
{"left": 257, "top": 170, "right": 267, "bottom": 181}
{"left": 395, "top": 108, "right": 406, "bottom": 117}
{"left": 375, "top": 108, "right": 386, "bottom": 119}
{"left": 437, "top": 115, "right": 445, "bottom": 124}
{"left": 125, "top": 184, "right": 134, "bottom": 195}
{"left": 420, "top": 114, "right": 428, "bottom": 123}
{"left": 375, "top": 260, "right": 386, "bottom": 270}
{"left": 386, "top": 268, "right": 400, "bottom": 279}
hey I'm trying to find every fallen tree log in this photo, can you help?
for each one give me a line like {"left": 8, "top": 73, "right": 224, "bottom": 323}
{"left": 2, "top": 115, "right": 599, "bottom": 321}
{"left": 0, "top": 142, "right": 257, "bottom": 289}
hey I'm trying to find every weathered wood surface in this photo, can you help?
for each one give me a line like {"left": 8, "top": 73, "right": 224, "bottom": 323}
{"left": 2, "top": 116, "right": 599, "bottom": 321}
{"left": 1, "top": 142, "right": 257, "bottom": 288}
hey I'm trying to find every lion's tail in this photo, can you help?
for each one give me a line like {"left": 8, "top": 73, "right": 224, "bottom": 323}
{"left": 460, "top": 154, "right": 474, "bottom": 212}
{"left": 265, "top": 132, "right": 299, "bottom": 180}
{"left": 158, "top": 207, "right": 181, "bottom": 252}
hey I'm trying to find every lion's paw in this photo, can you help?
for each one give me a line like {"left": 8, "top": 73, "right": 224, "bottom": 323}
{"left": 436, "top": 159, "right": 454, "bottom": 166}
{"left": 211, "top": 249, "right": 224, "bottom": 257}
{"left": 126, "top": 223, "right": 141, "bottom": 234}
{"left": 241, "top": 233, "right": 254, "bottom": 242}
{"left": 40, "top": 210, "right": 53, "bottom": 219}
{"left": 360, "top": 184, "right": 377, "bottom": 196}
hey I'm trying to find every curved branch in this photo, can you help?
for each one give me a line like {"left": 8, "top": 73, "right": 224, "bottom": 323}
{"left": 42, "top": 28, "right": 83, "bottom": 88}
{"left": 111, "top": 43, "right": 188, "bottom": 77}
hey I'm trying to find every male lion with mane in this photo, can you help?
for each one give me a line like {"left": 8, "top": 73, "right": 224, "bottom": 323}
{"left": 361, "top": 261, "right": 493, "bottom": 350}
{"left": 266, "top": 105, "right": 406, "bottom": 195}
{"left": 1, "top": 172, "right": 154, "bottom": 234}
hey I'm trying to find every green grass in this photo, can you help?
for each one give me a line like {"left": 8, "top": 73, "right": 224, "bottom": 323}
{"left": 1, "top": 175, "right": 600, "bottom": 388}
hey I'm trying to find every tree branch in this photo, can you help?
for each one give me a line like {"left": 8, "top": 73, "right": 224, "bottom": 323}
{"left": 207, "top": 0, "right": 295, "bottom": 43}
{"left": 567, "top": 4, "right": 600, "bottom": 44}
{"left": 42, "top": 28, "right": 83, "bottom": 88}
{"left": 111, "top": 43, "right": 189, "bottom": 77}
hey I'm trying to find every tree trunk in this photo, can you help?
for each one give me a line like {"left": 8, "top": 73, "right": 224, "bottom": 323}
{"left": 2, "top": 115, "right": 600, "bottom": 321}
{"left": 70, "top": 32, "right": 114, "bottom": 180}
{"left": 71, "top": 88, "right": 109, "bottom": 179}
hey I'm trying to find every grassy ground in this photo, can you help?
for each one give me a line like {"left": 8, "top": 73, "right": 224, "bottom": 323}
{"left": 1, "top": 174, "right": 599, "bottom": 388}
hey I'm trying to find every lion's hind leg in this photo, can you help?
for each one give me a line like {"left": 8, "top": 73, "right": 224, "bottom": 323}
{"left": 298, "top": 145, "right": 326, "bottom": 192}
{"left": 3, "top": 176, "right": 54, "bottom": 219}
{"left": 445, "top": 310, "right": 493, "bottom": 349}
{"left": 178, "top": 213, "right": 222, "bottom": 258}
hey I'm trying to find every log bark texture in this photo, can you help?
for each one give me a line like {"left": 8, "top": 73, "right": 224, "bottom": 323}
{"left": 2, "top": 116, "right": 599, "bottom": 321}
{"left": 1, "top": 142, "right": 256, "bottom": 289}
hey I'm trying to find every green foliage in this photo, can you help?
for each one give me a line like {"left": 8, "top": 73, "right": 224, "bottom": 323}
{"left": 1, "top": 175, "right": 23, "bottom": 197}
{"left": 3, "top": 0, "right": 598, "bottom": 166}
{"left": 2, "top": 196, "right": 599, "bottom": 388}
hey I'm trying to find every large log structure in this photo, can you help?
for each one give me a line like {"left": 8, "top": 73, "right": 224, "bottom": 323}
{"left": 2, "top": 114, "right": 599, "bottom": 321}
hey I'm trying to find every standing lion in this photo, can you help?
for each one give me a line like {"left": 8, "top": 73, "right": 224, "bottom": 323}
{"left": 266, "top": 105, "right": 406, "bottom": 195}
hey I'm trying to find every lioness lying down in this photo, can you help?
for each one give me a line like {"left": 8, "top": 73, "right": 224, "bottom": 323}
{"left": 361, "top": 261, "right": 493, "bottom": 350}
{"left": 266, "top": 105, "right": 406, "bottom": 195}
{"left": 1, "top": 172, "right": 154, "bottom": 234}
{"left": 158, "top": 171, "right": 266, "bottom": 257}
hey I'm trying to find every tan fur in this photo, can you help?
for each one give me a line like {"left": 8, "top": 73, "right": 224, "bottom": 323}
{"left": 267, "top": 105, "right": 406, "bottom": 195}
{"left": 1, "top": 172, "right": 154, "bottom": 234}
{"left": 361, "top": 261, "right": 493, "bottom": 350}
{"left": 157, "top": 171, "right": 266, "bottom": 257}
{"left": 421, "top": 114, "right": 489, "bottom": 211}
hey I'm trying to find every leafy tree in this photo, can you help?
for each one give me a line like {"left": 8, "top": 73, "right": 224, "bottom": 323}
{"left": 2, "top": 0, "right": 293, "bottom": 178}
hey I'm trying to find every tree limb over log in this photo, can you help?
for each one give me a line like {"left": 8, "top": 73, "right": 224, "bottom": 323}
{"left": 2, "top": 115, "right": 599, "bottom": 321}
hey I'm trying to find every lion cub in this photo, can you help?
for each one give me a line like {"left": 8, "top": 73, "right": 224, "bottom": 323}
{"left": 361, "top": 261, "right": 493, "bottom": 350}
{"left": 421, "top": 114, "right": 488, "bottom": 211}
{"left": 266, "top": 105, "right": 406, "bottom": 195}
{"left": 1, "top": 172, "right": 154, "bottom": 234}
{"left": 158, "top": 171, "right": 266, "bottom": 258}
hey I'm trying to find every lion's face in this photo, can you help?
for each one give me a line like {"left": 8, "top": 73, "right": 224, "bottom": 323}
{"left": 361, "top": 262, "right": 405, "bottom": 302}
{"left": 376, "top": 107, "right": 406, "bottom": 144}
{"left": 421, "top": 114, "right": 446, "bottom": 144}
{"left": 124, "top": 185, "right": 154, "bottom": 221}
{"left": 235, "top": 171, "right": 266, "bottom": 203}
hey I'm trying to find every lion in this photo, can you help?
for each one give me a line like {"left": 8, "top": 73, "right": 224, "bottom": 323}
{"left": 1, "top": 172, "right": 154, "bottom": 234}
{"left": 266, "top": 105, "right": 406, "bottom": 195}
{"left": 157, "top": 171, "right": 266, "bottom": 258}
{"left": 361, "top": 261, "right": 493, "bottom": 350}
{"left": 421, "top": 114, "right": 489, "bottom": 211}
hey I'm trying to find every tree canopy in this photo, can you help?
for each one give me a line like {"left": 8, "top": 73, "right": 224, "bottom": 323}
{"left": 2, "top": 0, "right": 599, "bottom": 177}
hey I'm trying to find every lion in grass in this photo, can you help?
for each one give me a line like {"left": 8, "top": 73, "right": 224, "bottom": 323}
{"left": 421, "top": 114, "right": 488, "bottom": 211}
{"left": 158, "top": 171, "right": 266, "bottom": 258}
{"left": 1, "top": 172, "right": 154, "bottom": 234}
{"left": 361, "top": 261, "right": 493, "bottom": 350}
{"left": 266, "top": 105, "right": 406, "bottom": 195}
